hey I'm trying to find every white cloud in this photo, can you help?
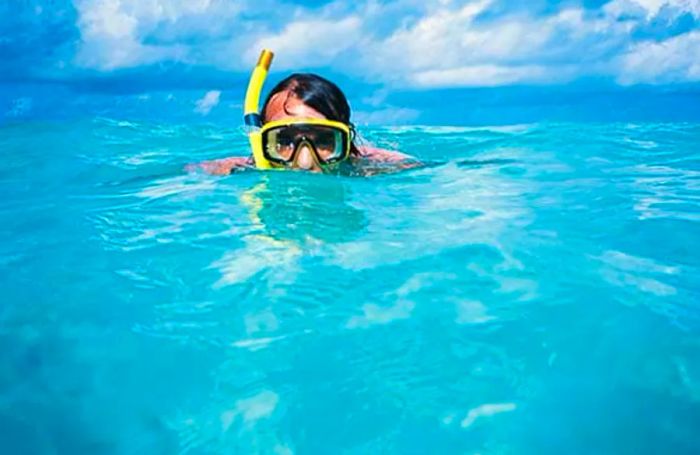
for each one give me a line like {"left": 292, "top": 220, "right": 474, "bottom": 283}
{"left": 245, "top": 16, "right": 364, "bottom": 69}
{"left": 410, "top": 65, "right": 554, "bottom": 87}
{"left": 362, "top": 3, "right": 625, "bottom": 87}
{"left": 357, "top": 0, "right": 700, "bottom": 87}
{"left": 367, "top": 0, "right": 494, "bottom": 74}
{"left": 605, "top": 0, "right": 700, "bottom": 20}
{"left": 75, "top": 0, "right": 180, "bottom": 69}
{"left": 80, "top": 0, "right": 135, "bottom": 39}
{"left": 74, "top": 0, "right": 243, "bottom": 69}
{"left": 75, "top": 0, "right": 143, "bottom": 69}
{"left": 194, "top": 90, "right": 221, "bottom": 115}
{"left": 67, "top": 0, "right": 700, "bottom": 86}
{"left": 618, "top": 30, "right": 700, "bottom": 83}
{"left": 606, "top": 0, "right": 672, "bottom": 18}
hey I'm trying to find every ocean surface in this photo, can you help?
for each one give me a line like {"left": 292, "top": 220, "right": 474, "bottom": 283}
{"left": 1, "top": 118, "right": 699, "bottom": 454}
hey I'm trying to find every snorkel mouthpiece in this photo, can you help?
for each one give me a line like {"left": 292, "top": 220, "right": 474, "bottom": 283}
{"left": 244, "top": 49, "right": 275, "bottom": 169}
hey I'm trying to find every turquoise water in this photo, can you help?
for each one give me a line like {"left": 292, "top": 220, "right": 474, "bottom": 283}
{"left": 2, "top": 118, "right": 700, "bottom": 453}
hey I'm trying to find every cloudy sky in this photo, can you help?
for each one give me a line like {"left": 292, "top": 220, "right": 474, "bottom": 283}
{"left": 2, "top": 0, "right": 700, "bottom": 124}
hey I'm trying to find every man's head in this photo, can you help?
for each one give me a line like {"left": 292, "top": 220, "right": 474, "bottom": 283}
{"left": 260, "top": 74, "right": 358, "bottom": 172}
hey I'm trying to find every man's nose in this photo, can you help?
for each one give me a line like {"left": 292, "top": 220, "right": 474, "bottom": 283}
{"left": 295, "top": 144, "right": 315, "bottom": 170}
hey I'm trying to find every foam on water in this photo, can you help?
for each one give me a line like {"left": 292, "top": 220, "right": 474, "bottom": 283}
{"left": 1, "top": 118, "right": 700, "bottom": 453}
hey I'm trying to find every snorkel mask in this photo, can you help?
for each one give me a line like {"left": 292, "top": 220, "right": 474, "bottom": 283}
{"left": 244, "top": 50, "right": 352, "bottom": 170}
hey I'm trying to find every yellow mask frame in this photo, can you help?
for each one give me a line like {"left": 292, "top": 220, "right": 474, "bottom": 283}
{"left": 260, "top": 118, "right": 352, "bottom": 167}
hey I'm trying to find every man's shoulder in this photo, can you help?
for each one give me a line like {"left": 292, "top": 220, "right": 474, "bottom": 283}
{"left": 357, "top": 146, "right": 413, "bottom": 162}
{"left": 186, "top": 156, "right": 253, "bottom": 175}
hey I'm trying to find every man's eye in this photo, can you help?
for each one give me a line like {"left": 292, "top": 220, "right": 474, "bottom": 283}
{"left": 277, "top": 132, "right": 294, "bottom": 146}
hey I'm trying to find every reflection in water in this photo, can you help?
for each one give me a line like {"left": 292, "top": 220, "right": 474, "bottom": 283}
{"left": 213, "top": 174, "right": 368, "bottom": 289}
{"left": 241, "top": 174, "right": 368, "bottom": 245}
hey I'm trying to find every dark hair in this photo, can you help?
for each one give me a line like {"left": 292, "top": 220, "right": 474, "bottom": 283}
{"left": 262, "top": 73, "right": 361, "bottom": 156}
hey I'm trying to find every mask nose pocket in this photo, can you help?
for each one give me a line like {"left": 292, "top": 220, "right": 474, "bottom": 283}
{"left": 291, "top": 138, "right": 320, "bottom": 168}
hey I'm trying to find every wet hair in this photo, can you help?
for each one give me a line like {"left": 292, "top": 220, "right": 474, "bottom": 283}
{"left": 262, "top": 73, "right": 361, "bottom": 156}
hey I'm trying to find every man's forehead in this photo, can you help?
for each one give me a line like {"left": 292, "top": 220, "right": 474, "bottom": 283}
{"left": 264, "top": 90, "right": 324, "bottom": 122}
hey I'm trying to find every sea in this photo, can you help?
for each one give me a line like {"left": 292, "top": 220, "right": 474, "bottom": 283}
{"left": 1, "top": 118, "right": 699, "bottom": 453}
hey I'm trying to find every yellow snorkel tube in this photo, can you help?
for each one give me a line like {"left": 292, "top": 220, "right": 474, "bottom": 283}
{"left": 244, "top": 49, "right": 275, "bottom": 169}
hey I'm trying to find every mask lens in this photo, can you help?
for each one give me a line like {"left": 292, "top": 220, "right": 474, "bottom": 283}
{"left": 303, "top": 127, "right": 343, "bottom": 161}
{"left": 263, "top": 124, "right": 347, "bottom": 164}
{"left": 265, "top": 128, "right": 296, "bottom": 161}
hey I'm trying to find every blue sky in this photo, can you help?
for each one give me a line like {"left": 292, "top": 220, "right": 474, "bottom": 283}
{"left": 2, "top": 0, "right": 700, "bottom": 124}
